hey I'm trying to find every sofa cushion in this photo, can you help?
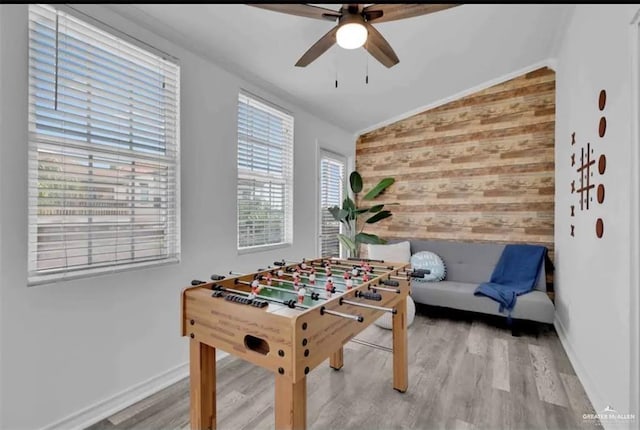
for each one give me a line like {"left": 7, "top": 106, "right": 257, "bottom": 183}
{"left": 366, "top": 241, "right": 411, "bottom": 263}
{"left": 410, "top": 251, "right": 446, "bottom": 281}
{"left": 411, "top": 280, "right": 555, "bottom": 324}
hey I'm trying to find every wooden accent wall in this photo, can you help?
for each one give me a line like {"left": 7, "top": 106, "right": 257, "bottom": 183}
{"left": 356, "top": 67, "right": 555, "bottom": 253}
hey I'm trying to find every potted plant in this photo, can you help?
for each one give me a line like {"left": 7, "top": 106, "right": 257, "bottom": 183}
{"left": 328, "top": 171, "right": 395, "bottom": 258}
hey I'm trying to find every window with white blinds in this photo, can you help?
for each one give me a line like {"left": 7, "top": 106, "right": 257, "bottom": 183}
{"left": 237, "top": 91, "right": 293, "bottom": 250}
{"left": 28, "top": 4, "right": 180, "bottom": 285}
{"left": 319, "top": 153, "right": 345, "bottom": 257}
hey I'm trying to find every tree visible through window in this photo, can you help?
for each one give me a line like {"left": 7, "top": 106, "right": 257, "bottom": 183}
{"left": 28, "top": 5, "right": 180, "bottom": 284}
{"left": 319, "top": 153, "right": 345, "bottom": 257}
{"left": 237, "top": 92, "right": 294, "bottom": 250}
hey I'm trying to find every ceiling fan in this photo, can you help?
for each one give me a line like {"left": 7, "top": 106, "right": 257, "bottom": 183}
{"left": 248, "top": 4, "right": 460, "bottom": 68}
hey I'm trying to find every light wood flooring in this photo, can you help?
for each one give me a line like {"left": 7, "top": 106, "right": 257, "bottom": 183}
{"left": 86, "top": 307, "right": 598, "bottom": 430}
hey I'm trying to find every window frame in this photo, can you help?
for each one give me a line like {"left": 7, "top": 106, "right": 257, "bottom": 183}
{"left": 27, "top": 4, "right": 181, "bottom": 286}
{"left": 318, "top": 149, "right": 346, "bottom": 258}
{"left": 236, "top": 90, "right": 294, "bottom": 254}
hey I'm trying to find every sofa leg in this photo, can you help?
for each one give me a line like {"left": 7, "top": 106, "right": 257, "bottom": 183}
{"left": 508, "top": 319, "right": 521, "bottom": 337}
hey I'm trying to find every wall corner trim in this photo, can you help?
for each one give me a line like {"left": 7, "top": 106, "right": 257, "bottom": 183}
{"left": 554, "top": 318, "right": 604, "bottom": 416}
{"left": 38, "top": 362, "right": 190, "bottom": 430}
{"left": 355, "top": 58, "right": 556, "bottom": 136}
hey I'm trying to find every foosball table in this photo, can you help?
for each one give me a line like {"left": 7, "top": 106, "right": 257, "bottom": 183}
{"left": 182, "top": 257, "right": 411, "bottom": 430}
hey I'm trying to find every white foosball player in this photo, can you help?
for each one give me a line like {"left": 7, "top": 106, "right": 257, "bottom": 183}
{"left": 297, "top": 286, "right": 306, "bottom": 304}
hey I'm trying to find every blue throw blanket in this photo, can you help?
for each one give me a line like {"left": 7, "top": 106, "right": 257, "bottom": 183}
{"left": 474, "top": 244, "right": 546, "bottom": 315}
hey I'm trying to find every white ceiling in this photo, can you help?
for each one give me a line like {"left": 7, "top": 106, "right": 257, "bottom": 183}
{"left": 106, "top": 4, "right": 571, "bottom": 134}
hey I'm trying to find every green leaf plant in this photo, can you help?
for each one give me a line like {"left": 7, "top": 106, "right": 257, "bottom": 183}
{"left": 328, "top": 171, "right": 395, "bottom": 258}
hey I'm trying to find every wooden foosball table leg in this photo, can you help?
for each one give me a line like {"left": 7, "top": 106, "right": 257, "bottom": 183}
{"left": 329, "top": 347, "right": 344, "bottom": 370}
{"left": 190, "top": 339, "right": 216, "bottom": 430}
{"left": 392, "top": 297, "right": 408, "bottom": 393}
{"left": 275, "top": 375, "right": 306, "bottom": 430}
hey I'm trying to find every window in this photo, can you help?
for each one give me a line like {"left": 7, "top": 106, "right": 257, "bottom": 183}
{"left": 28, "top": 5, "right": 180, "bottom": 285}
{"left": 319, "top": 152, "right": 345, "bottom": 257}
{"left": 237, "top": 91, "right": 294, "bottom": 250}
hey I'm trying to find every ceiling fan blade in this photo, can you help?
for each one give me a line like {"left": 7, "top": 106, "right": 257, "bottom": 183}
{"left": 248, "top": 4, "right": 341, "bottom": 21}
{"left": 363, "top": 23, "right": 399, "bottom": 68}
{"left": 363, "top": 4, "right": 460, "bottom": 23}
{"left": 295, "top": 25, "right": 338, "bottom": 67}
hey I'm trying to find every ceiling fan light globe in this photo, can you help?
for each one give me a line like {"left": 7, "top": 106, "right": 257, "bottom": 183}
{"left": 336, "top": 23, "right": 368, "bottom": 50}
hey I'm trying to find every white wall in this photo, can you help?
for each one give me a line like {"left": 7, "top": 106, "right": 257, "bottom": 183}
{"left": 554, "top": 4, "right": 639, "bottom": 425}
{"left": 0, "top": 4, "right": 354, "bottom": 429}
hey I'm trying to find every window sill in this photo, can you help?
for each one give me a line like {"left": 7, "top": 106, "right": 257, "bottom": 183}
{"left": 237, "top": 243, "right": 292, "bottom": 256}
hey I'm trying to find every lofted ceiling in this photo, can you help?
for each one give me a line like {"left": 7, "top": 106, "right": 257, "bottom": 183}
{"left": 106, "top": 4, "right": 571, "bottom": 134}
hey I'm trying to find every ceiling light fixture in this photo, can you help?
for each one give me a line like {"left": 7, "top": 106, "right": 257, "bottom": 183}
{"left": 336, "top": 16, "right": 368, "bottom": 50}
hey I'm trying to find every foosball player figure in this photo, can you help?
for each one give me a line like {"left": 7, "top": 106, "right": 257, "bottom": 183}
{"left": 277, "top": 268, "right": 284, "bottom": 286}
{"left": 300, "top": 259, "right": 308, "bottom": 270}
{"left": 362, "top": 272, "right": 370, "bottom": 283}
{"left": 249, "top": 277, "right": 263, "bottom": 299}
{"left": 351, "top": 266, "right": 359, "bottom": 277}
{"left": 293, "top": 277, "right": 301, "bottom": 291}
{"left": 308, "top": 267, "right": 316, "bottom": 285}
{"left": 362, "top": 261, "right": 372, "bottom": 274}
{"left": 325, "top": 279, "right": 334, "bottom": 299}
{"left": 297, "top": 286, "right": 306, "bottom": 304}
{"left": 264, "top": 272, "right": 273, "bottom": 288}
{"left": 344, "top": 271, "right": 354, "bottom": 290}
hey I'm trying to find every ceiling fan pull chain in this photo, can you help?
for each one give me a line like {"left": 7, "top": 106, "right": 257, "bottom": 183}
{"left": 365, "top": 50, "right": 369, "bottom": 85}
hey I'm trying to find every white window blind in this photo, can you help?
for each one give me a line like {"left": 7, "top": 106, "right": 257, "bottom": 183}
{"left": 319, "top": 153, "right": 344, "bottom": 257}
{"left": 237, "top": 91, "right": 293, "bottom": 250}
{"left": 28, "top": 4, "right": 180, "bottom": 285}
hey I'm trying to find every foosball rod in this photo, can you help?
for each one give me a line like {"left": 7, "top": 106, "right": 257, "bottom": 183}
{"left": 234, "top": 279, "right": 323, "bottom": 301}
{"left": 275, "top": 271, "right": 354, "bottom": 291}
{"left": 320, "top": 306, "right": 364, "bottom": 322}
{"left": 230, "top": 271, "right": 342, "bottom": 294}
{"left": 292, "top": 266, "right": 368, "bottom": 283}
{"left": 328, "top": 258, "right": 396, "bottom": 271}
{"left": 205, "top": 281, "right": 310, "bottom": 310}
{"left": 274, "top": 258, "right": 388, "bottom": 275}
{"left": 370, "top": 284, "right": 401, "bottom": 294}
{"left": 340, "top": 298, "right": 397, "bottom": 314}
{"left": 313, "top": 261, "right": 390, "bottom": 275}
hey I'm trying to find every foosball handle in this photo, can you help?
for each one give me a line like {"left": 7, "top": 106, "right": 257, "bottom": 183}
{"left": 355, "top": 291, "right": 383, "bottom": 301}
{"left": 191, "top": 279, "right": 206, "bottom": 285}
{"left": 210, "top": 274, "right": 226, "bottom": 281}
{"left": 410, "top": 269, "right": 431, "bottom": 278}
{"left": 273, "top": 260, "right": 286, "bottom": 266}
{"left": 381, "top": 279, "right": 400, "bottom": 287}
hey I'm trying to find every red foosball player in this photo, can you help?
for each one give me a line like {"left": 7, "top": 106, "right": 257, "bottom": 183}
{"left": 362, "top": 272, "right": 370, "bottom": 283}
{"left": 344, "top": 272, "right": 354, "bottom": 290}
{"left": 362, "top": 261, "right": 372, "bottom": 274}
{"left": 249, "top": 278, "right": 262, "bottom": 299}
{"left": 325, "top": 279, "right": 334, "bottom": 299}
{"left": 264, "top": 272, "right": 273, "bottom": 288}
{"left": 297, "top": 286, "right": 306, "bottom": 304}
{"left": 308, "top": 267, "right": 316, "bottom": 285}
{"left": 293, "top": 277, "right": 300, "bottom": 291}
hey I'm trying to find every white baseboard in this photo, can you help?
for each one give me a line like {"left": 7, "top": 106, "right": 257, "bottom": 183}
{"left": 39, "top": 351, "right": 228, "bottom": 430}
{"left": 554, "top": 318, "right": 606, "bottom": 422}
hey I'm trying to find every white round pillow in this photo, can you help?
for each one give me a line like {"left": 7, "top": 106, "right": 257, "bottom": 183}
{"left": 410, "top": 251, "right": 446, "bottom": 281}
{"left": 374, "top": 296, "right": 416, "bottom": 329}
